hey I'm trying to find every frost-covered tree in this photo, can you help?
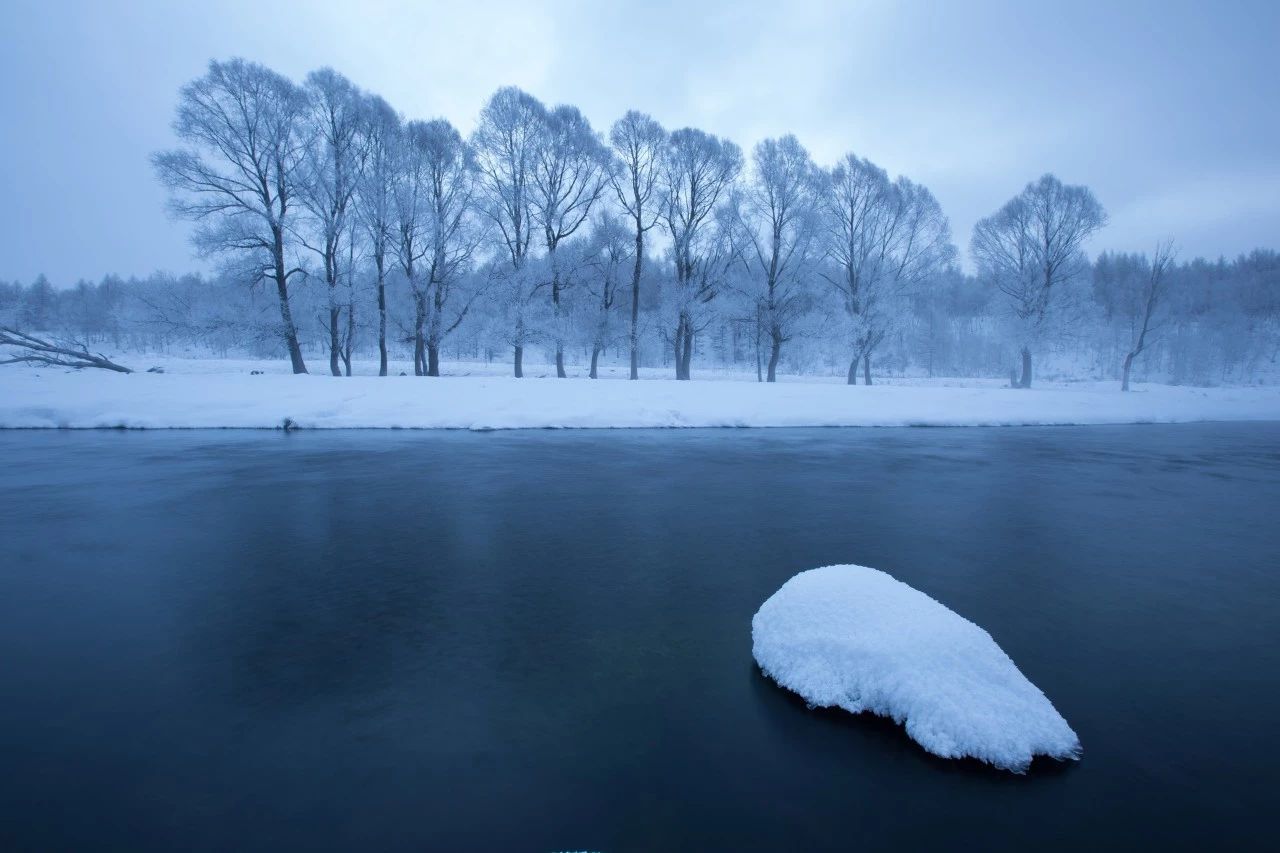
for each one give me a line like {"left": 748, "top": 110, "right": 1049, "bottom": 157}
{"left": 971, "top": 174, "right": 1106, "bottom": 388}
{"left": 18, "top": 274, "right": 57, "bottom": 331}
{"left": 735, "top": 135, "right": 822, "bottom": 382}
{"left": 354, "top": 95, "right": 400, "bottom": 376}
{"left": 577, "top": 213, "right": 632, "bottom": 378}
{"left": 660, "top": 128, "right": 743, "bottom": 379}
{"left": 298, "top": 68, "right": 369, "bottom": 376}
{"left": 152, "top": 58, "right": 312, "bottom": 373}
{"left": 530, "top": 105, "right": 610, "bottom": 377}
{"left": 1094, "top": 243, "right": 1177, "bottom": 391}
{"left": 1120, "top": 242, "right": 1175, "bottom": 391}
{"left": 136, "top": 69, "right": 1279, "bottom": 384}
{"left": 393, "top": 120, "right": 432, "bottom": 374}
{"left": 821, "top": 154, "right": 953, "bottom": 384}
{"left": 608, "top": 111, "right": 666, "bottom": 379}
{"left": 471, "top": 87, "right": 546, "bottom": 377}
{"left": 417, "top": 119, "right": 484, "bottom": 376}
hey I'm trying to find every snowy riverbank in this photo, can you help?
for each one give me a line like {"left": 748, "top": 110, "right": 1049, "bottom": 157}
{"left": 3, "top": 358, "right": 1279, "bottom": 429}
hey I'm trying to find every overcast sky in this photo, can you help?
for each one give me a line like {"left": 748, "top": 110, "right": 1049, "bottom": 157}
{"left": 2, "top": 0, "right": 1277, "bottom": 285}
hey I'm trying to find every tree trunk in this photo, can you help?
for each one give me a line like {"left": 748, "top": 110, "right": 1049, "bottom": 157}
{"left": 343, "top": 299, "right": 355, "bottom": 377}
{"left": 1121, "top": 351, "right": 1135, "bottom": 392}
{"left": 513, "top": 345, "right": 523, "bottom": 378}
{"left": 376, "top": 260, "right": 388, "bottom": 377}
{"left": 673, "top": 319, "right": 686, "bottom": 380}
{"left": 679, "top": 323, "right": 694, "bottom": 380}
{"left": 1019, "top": 346, "right": 1032, "bottom": 388}
{"left": 272, "top": 227, "right": 307, "bottom": 374}
{"left": 755, "top": 311, "right": 763, "bottom": 383}
{"left": 328, "top": 305, "right": 342, "bottom": 377}
{"left": 427, "top": 344, "right": 440, "bottom": 377}
{"left": 630, "top": 228, "right": 642, "bottom": 380}
{"left": 863, "top": 354, "right": 872, "bottom": 386}
{"left": 551, "top": 250, "right": 567, "bottom": 379}
{"left": 413, "top": 294, "right": 426, "bottom": 377}
{"left": 766, "top": 329, "right": 782, "bottom": 383}
{"left": 590, "top": 345, "right": 600, "bottom": 379}
{"left": 846, "top": 353, "right": 859, "bottom": 385}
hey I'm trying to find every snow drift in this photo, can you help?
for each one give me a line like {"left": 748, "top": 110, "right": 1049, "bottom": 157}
{"left": 751, "top": 564, "right": 1080, "bottom": 772}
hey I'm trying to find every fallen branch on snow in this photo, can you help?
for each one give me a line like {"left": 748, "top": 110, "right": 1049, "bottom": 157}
{"left": 0, "top": 326, "right": 132, "bottom": 373}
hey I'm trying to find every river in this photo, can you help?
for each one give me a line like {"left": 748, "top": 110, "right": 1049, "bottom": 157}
{"left": 2, "top": 425, "right": 1277, "bottom": 850}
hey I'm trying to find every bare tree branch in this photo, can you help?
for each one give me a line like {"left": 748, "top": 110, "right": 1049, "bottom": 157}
{"left": 1, "top": 327, "right": 132, "bottom": 372}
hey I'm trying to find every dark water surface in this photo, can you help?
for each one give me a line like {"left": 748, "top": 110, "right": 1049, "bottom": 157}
{"left": 2, "top": 425, "right": 1278, "bottom": 851}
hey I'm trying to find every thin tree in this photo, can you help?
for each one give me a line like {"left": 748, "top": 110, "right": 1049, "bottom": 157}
{"left": 1122, "top": 241, "right": 1176, "bottom": 391}
{"left": 971, "top": 174, "right": 1107, "bottom": 388}
{"left": 530, "top": 105, "right": 609, "bottom": 377}
{"left": 578, "top": 213, "right": 632, "bottom": 378}
{"left": 395, "top": 121, "right": 433, "bottom": 375}
{"left": 660, "top": 128, "right": 742, "bottom": 379}
{"left": 298, "top": 68, "right": 369, "bottom": 376}
{"left": 471, "top": 87, "right": 546, "bottom": 377}
{"left": 608, "top": 111, "right": 666, "bottom": 379}
{"left": 355, "top": 95, "right": 400, "bottom": 376}
{"left": 419, "top": 119, "right": 485, "bottom": 376}
{"left": 152, "top": 58, "right": 311, "bottom": 374}
{"left": 736, "top": 135, "right": 821, "bottom": 382}
{"left": 338, "top": 220, "right": 361, "bottom": 375}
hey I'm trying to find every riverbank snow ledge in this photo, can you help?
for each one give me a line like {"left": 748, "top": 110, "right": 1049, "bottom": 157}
{"left": 2, "top": 365, "right": 1280, "bottom": 429}
{"left": 752, "top": 565, "right": 1080, "bottom": 772}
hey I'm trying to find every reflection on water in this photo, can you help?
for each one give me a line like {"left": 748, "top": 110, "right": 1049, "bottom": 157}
{"left": 1, "top": 425, "right": 1278, "bottom": 851}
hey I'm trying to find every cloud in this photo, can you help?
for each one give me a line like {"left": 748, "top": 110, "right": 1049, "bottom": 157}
{"left": 0, "top": 0, "right": 1277, "bottom": 282}
{"left": 1103, "top": 170, "right": 1280, "bottom": 257}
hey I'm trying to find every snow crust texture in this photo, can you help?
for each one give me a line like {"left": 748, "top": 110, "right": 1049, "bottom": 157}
{"left": 752, "top": 564, "right": 1080, "bottom": 772}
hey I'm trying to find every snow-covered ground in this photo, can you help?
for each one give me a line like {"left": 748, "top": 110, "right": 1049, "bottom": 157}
{"left": 2, "top": 356, "right": 1278, "bottom": 429}
{"left": 752, "top": 565, "right": 1080, "bottom": 772}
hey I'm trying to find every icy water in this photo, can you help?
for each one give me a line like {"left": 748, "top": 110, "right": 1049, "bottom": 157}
{"left": 2, "top": 425, "right": 1278, "bottom": 851}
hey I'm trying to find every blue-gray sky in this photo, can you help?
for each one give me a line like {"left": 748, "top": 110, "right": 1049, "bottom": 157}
{"left": 1, "top": 0, "right": 1277, "bottom": 285}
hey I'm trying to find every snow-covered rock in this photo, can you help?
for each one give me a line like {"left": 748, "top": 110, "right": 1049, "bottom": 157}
{"left": 752, "top": 564, "right": 1080, "bottom": 772}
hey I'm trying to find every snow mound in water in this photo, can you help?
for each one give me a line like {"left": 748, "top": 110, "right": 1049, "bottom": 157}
{"left": 751, "top": 564, "right": 1080, "bottom": 772}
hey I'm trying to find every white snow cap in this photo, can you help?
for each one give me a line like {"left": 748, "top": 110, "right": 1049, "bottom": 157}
{"left": 752, "top": 564, "right": 1080, "bottom": 772}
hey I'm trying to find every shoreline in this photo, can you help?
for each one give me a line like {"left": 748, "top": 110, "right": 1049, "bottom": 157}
{"left": 5, "top": 363, "right": 1279, "bottom": 431}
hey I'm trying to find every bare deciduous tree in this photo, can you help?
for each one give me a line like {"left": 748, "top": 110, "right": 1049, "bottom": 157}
{"left": 971, "top": 174, "right": 1107, "bottom": 388}
{"left": 298, "top": 68, "right": 369, "bottom": 377}
{"left": 660, "top": 128, "right": 742, "bottom": 379}
{"left": 471, "top": 87, "right": 546, "bottom": 377}
{"left": 608, "top": 111, "right": 666, "bottom": 380}
{"left": 394, "top": 120, "right": 432, "bottom": 375}
{"left": 355, "top": 95, "right": 400, "bottom": 376}
{"left": 577, "top": 213, "right": 632, "bottom": 378}
{"left": 418, "top": 119, "right": 485, "bottom": 376}
{"left": 531, "top": 105, "right": 609, "bottom": 377}
{"left": 821, "top": 154, "right": 953, "bottom": 384}
{"left": 736, "top": 135, "right": 822, "bottom": 382}
{"left": 1121, "top": 241, "right": 1176, "bottom": 391}
{"left": 152, "top": 58, "right": 311, "bottom": 373}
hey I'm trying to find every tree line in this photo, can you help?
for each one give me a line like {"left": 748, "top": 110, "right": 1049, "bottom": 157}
{"left": 6, "top": 246, "right": 1277, "bottom": 386}
{"left": 4, "top": 58, "right": 1278, "bottom": 387}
